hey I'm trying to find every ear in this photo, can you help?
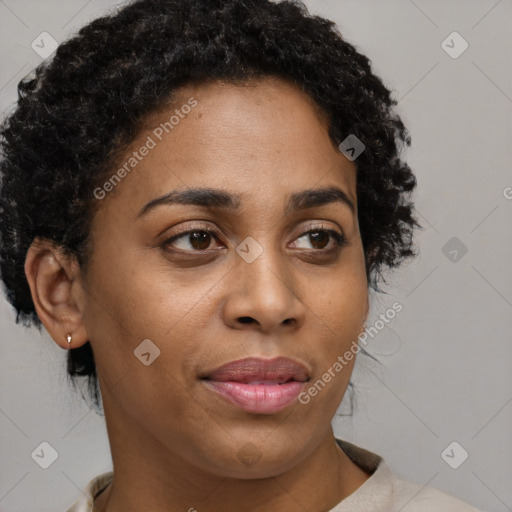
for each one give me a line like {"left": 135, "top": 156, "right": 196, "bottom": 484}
{"left": 24, "top": 238, "right": 89, "bottom": 350}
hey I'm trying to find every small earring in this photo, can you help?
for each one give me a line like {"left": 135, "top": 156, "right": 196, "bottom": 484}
{"left": 362, "top": 322, "right": 367, "bottom": 331}
{"left": 66, "top": 334, "right": 72, "bottom": 349}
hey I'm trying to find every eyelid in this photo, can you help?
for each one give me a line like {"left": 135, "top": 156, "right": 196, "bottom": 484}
{"left": 164, "top": 221, "right": 220, "bottom": 239}
{"left": 298, "top": 221, "right": 342, "bottom": 235}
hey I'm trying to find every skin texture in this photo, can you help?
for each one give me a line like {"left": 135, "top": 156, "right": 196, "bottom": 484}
{"left": 24, "top": 77, "right": 371, "bottom": 511}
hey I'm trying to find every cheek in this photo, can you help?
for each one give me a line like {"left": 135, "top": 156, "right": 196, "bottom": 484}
{"left": 83, "top": 245, "right": 217, "bottom": 387}
{"left": 300, "top": 254, "right": 367, "bottom": 401}
{"left": 82, "top": 258, "right": 205, "bottom": 431}
{"left": 306, "top": 254, "right": 367, "bottom": 337}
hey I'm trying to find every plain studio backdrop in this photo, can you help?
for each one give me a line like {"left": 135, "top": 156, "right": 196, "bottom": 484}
{"left": 0, "top": 1, "right": 511, "bottom": 511}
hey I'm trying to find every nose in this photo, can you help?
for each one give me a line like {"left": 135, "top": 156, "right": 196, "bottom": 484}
{"left": 222, "top": 248, "right": 306, "bottom": 334}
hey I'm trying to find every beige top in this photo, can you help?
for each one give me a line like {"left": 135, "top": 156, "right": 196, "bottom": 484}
{"left": 66, "top": 439, "right": 482, "bottom": 512}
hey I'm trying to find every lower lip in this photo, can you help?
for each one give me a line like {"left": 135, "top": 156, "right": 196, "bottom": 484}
{"left": 203, "top": 380, "right": 305, "bottom": 414}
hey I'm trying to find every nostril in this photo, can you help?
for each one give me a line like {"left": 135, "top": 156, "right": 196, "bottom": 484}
{"left": 238, "top": 316, "right": 254, "bottom": 324}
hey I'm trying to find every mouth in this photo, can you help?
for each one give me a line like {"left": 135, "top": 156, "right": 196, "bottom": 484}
{"left": 200, "top": 357, "right": 310, "bottom": 414}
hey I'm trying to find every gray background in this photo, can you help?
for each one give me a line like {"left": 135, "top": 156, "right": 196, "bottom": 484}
{"left": 0, "top": 0, "right": 511, "bottom": 511}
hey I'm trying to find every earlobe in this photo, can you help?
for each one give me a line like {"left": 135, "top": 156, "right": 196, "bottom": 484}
{"left": 24, "top": 239, "right": 89, "bottom": 349}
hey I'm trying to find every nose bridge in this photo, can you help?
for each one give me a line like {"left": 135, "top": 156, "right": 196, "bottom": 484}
{"left": 237, "top": 237, "right": 293, "bottom": 302}
{"left": 225, "top": 236, "right": 304, "bottom": 331}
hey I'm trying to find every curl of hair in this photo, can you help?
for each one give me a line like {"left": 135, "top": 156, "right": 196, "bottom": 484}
{"left": 0, "top": 0, "right": 421, "bottom": 411}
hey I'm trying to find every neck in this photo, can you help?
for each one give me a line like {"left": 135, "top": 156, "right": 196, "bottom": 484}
{"left": 93, "top": 391, "right": 370, "bottom": 512}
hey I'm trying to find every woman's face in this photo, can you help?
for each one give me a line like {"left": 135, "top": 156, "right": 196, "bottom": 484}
{"left": 81, "top": 77, "right": 368, "bottom": 478}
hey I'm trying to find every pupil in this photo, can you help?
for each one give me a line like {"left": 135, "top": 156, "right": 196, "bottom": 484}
{"left": 310, "top": 231, "right": 328, "bottom": 249}
{"left": 190, "top": 231, "right": 210, "bottom": 250}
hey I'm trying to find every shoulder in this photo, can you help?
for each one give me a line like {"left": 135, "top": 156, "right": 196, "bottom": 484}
{"left": 334, "top": 438, "right": 482, "bottom": 512}
{"left": 66, "top": 471, "right": 113, "bottom": 512}
{"left": 390, "top": 475, "right": 482, "bottom": 512}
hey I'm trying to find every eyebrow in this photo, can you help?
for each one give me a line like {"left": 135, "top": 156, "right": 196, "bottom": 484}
{"left": 137, "top": 185, "right": 355, "bottom": 217}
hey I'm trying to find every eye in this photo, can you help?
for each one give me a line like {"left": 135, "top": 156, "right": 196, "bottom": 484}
{"left": 162, "top": 226, "right": 222, "bottom": 252}
{"left": 291, "top": 225, "right": 347, "bottom": 251}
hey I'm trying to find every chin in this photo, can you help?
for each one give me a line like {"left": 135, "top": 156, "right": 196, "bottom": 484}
{"left": 195, "top": 435, "right": 307, "bottom": 480}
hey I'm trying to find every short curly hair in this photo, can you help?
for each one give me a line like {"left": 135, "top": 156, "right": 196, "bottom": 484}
{"left": 0, "top": 0, "right": 421, "bottom": 412}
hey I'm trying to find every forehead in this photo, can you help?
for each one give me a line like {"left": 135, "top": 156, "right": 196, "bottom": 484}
{"left": 97, "top": 77, "right": 357, "bottom": 218}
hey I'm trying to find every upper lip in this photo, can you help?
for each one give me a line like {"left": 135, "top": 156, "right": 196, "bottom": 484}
{"left": 203, "top": 356, "right": 310, "bottom": 384}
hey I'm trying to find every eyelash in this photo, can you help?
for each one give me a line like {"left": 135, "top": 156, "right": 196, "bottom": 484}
{"left": 161, "top": 223, "right": 348, "bottom": 254}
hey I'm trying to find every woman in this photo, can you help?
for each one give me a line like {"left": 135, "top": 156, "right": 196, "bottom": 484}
{"left": 0, "top": 0, "right": 482, "bottom": 510}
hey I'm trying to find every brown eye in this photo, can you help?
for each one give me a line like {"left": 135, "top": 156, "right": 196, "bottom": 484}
{"left": 162, "top": 228, "right": 221, "bottom": 252}
{"left": 293, "top": 227, "right": 347, "bottom": 251}
{"left": 307, "top": 231, "right": 330, "bottom": 250}
{"left": 186, "top": 231, "right": 212, "bottom": 250}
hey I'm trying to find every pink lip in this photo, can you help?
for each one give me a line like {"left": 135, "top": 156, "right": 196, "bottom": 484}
{"left": 201, "top": 357, "right": 310, "bottom": 414}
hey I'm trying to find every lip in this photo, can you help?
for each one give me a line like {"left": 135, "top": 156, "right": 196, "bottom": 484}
{"left": 201, "top": 356, "right": 310, "bottom": 414}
